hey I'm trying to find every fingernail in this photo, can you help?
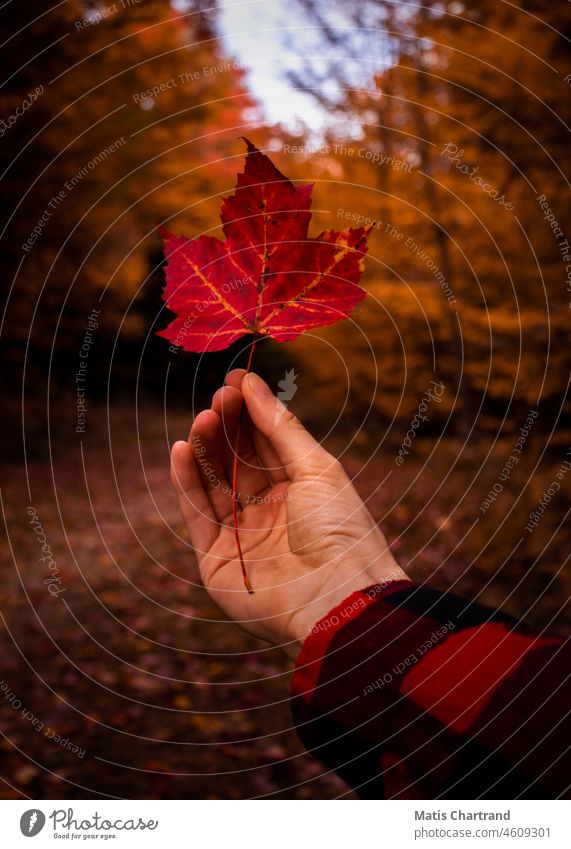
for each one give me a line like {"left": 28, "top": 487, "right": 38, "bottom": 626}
{"left": 244, "top": 372, "right": 272, "bottom": 397}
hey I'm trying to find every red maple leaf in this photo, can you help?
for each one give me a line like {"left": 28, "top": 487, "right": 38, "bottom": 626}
{"left": 159, "top": 139, "right": 371, "bottom": 593}
{"left": 158, "top": 138, "right": 370, "bottom": 352}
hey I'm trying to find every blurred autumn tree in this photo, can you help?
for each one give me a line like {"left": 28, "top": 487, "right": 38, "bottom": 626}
{"left": 0, "top": 0, "right": 254, "bottom": 455}
{"left": 2, "top": 0, "right": 569, "bottom": 458}
{"left": 281, "top": 0, "right": 571, "bottom": 442}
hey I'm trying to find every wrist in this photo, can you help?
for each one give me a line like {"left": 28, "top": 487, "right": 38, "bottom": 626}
{"left": 284, "top": 555, "right": 408, "bottom": 659}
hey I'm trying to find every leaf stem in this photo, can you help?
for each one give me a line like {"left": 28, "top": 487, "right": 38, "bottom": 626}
{"left": 232, "top": 336, "right": 258, "bottom": 593}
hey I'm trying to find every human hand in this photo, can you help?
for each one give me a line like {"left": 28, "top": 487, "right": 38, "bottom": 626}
{"left": 170, "top": 370, "right": 408, "bottom": 659}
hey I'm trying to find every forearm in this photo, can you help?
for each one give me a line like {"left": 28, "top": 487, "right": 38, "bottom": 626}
{"left": 290, "top": 580, "right": 570, "bottom": 798}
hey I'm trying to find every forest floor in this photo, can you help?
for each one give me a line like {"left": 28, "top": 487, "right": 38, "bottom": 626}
{"left": 1, "top": 403, "right": 569, "bottom": 799}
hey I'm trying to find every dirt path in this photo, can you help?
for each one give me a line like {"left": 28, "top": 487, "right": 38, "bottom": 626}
{"left": 1, "top": 407, "right": 568, "bottom": 798}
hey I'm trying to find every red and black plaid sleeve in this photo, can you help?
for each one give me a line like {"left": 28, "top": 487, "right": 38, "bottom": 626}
{"left": 290, "top": 580, "right": 571, "bottom": 799}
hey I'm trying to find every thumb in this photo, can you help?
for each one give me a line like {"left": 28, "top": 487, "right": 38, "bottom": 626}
{"left": 241, "top": 372, "right": 333, "bottom": 478}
